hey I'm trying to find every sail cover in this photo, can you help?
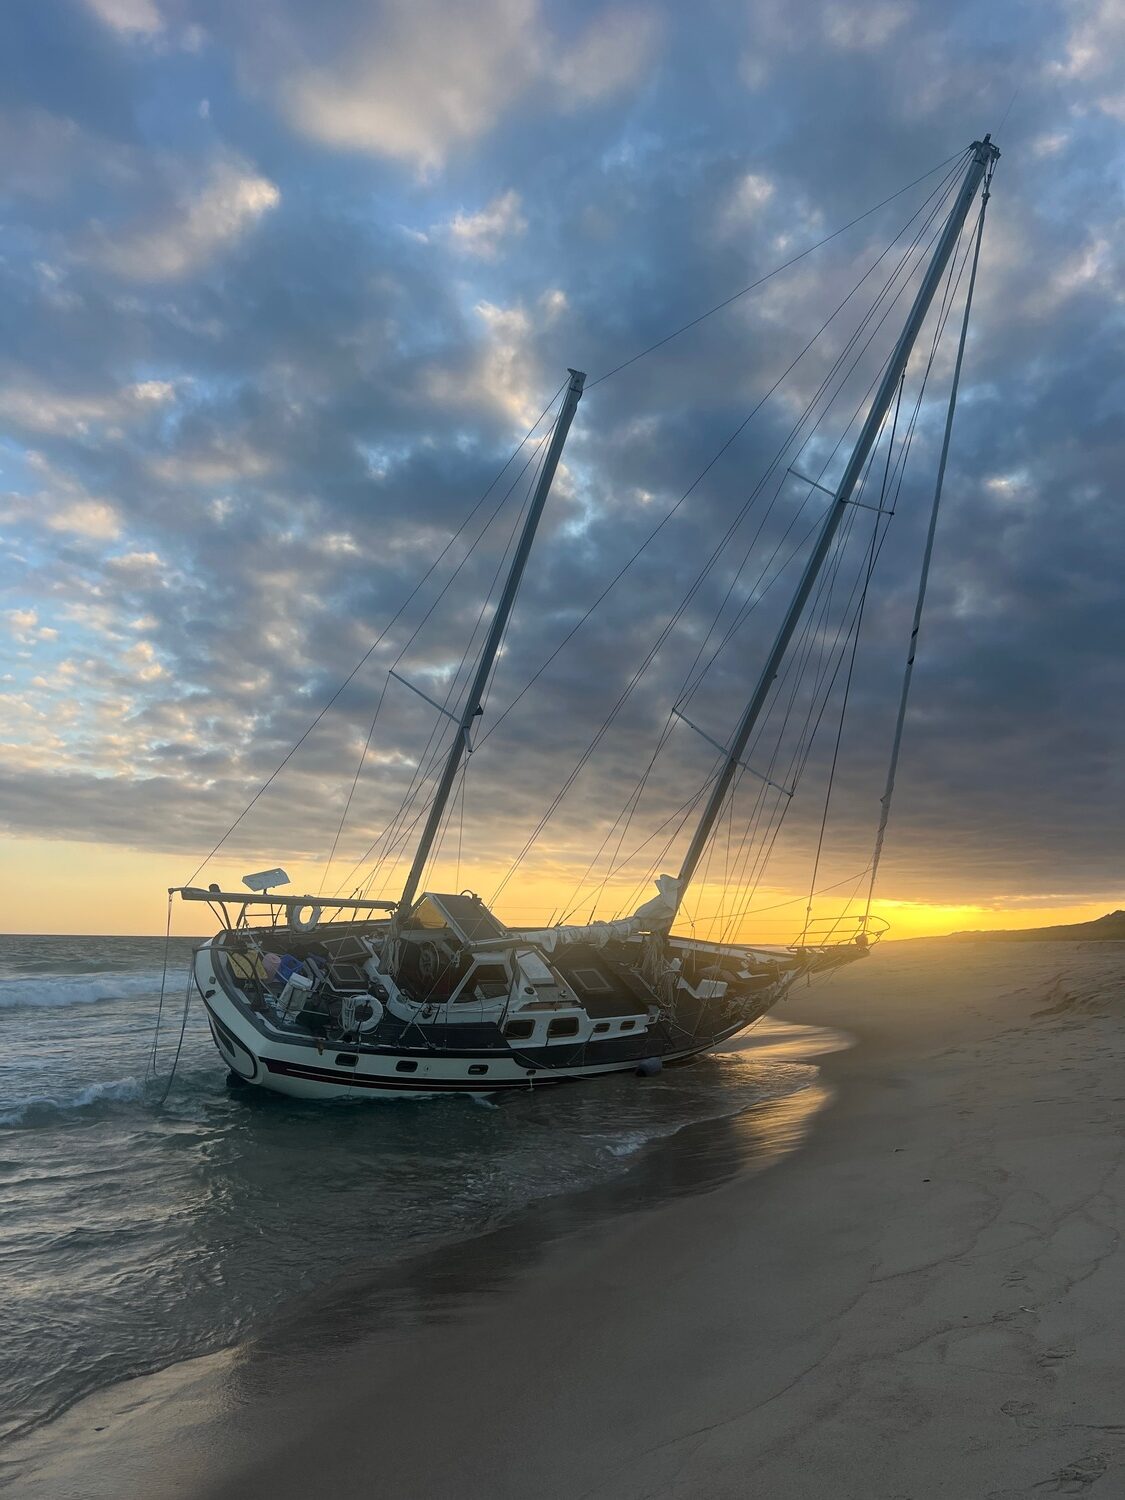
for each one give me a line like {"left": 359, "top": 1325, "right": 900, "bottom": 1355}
{"left": 510, "top": 875, "right": 682, "bottom": 953}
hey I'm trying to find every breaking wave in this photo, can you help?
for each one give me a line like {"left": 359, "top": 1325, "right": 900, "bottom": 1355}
{"left": 0, "top": 1076, "right": 146, "bottom": 1128}
{"left": 0, "top": 970, "right": 169, "bottom": 1011}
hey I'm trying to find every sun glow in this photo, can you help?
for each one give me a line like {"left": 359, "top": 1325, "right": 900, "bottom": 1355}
{"left": 0, "top": 834, "right": 1116, "bottom": 944}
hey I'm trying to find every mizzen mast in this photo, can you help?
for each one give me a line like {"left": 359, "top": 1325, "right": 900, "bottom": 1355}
{"left": 397, "top": 368, "right": 586, "bottom": 914}
{"left": 673, "top": 136, "right": 1001, "bottom": 906}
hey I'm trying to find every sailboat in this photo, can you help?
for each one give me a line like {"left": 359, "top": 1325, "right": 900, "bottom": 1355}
{"left": 169, "top": 136, "right": 1000, "bottom": 1100}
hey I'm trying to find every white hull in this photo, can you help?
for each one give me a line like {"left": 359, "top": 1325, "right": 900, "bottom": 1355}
{"left": 194, "top": 944, "right": 769, "bottom": 1101}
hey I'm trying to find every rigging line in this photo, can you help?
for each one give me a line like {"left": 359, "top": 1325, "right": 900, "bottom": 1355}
{"left": 865, "top": 180, "right": 993, "bottom": 921}
{"left": 592, "top": 332, "right": 892, "bottom": 904}
{"left": 692, "top": 865, "right": 872, "bottom": 931}
{"left": 738, "top": 507, "right": 894, "bottom": 928}
{"left": 402, "top": 434, "right": 554, "bottom": 899}
{"left": 491, "top": 188, "right": 964, "bottom": 917}
{"left": 776, "top": 199, "right": 982, "bottom": 931}
{"left": 183, "top": 384, "right": 566, "bottom": 887}
{"left": 571, "top": 485, "right": 833, "bottom": 916}
{"left": 455, "top": 761, "right": 466, "bottom": 891}
{"left": 715, "top": 482, "right": 895, "bottom": 946}
{"left": 667, "top": 166, "right": 968, "bottom": 718}
{"left": 694, "top": 295, "right": 920, "bottom": 684}
{"left": 722, "top": 769, "right": 739, "bottom": 897}
{"left": 362, "top": 423, "right": 553, "bottom": 899}
{"left": 498, "top": 160, "right": 965, "bottom": 912}
{"left": 424, "top": 758, "right": 470, "bottom": 891}
{"left": 997, "top": 85, "right": 1020, "bottom": 135}
{"left": 705, "top": 196, "right": 978, "bottom": 870}
{"left": 558, "top": 773, "right": 718, "bottom": 924}
{"left": 799, "top": 463, "right": 888, "bottom": 941}
{"left": 712, "top": 501, "right": 868, "bottom": 940}
{"left": 372, "top": 409, "right": 554, "bottom": 865}
{"left": 638, "top": 485, "right": 859, "bottom": 927}
{"left": 358, "top": 762, "right": 449, "bottom": 900}
{"left": 703, "top": 312, "right": 912, "bottom": 933}
{"left": 335, "top": 426, "right": 556, "bottom": 899}
{"left": 498, "top": 177, "right": 960, "bottom": 914}
{"left": 475, "top": 155, "right": 968, "bottom": 761}
{"left": 374, "top": 420, "right": 553, "bottom": 853}
{"left": 318, "top": 673, "right": 390, "bottom": 897}
{"left": 587, "top": 149, "right": 970, "bottom": 388}
{"left": 883, "top": 213, "right": 976, "bottom": 504}
{"left": 601, "top": 210, "right": 952, "bottom": 915}
{"left": 623, "top": 496, "right": 859, "bottom": 931}
{"left": 799, "top": 355, "right": 910, "bottom": 941}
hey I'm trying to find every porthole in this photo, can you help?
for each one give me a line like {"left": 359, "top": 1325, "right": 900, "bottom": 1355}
{"left": 619, "top": 1020, "right": 636, "bottom": 1031}
{"left": 467, "top": 1064, "right": 488, "bottom": 1076}
{"left": 504, "top": 1020, "right": 534, "bottom": 1040}
{"left": 335, "top": 1054, "right": 359, "bottom": 1068}
{"left": 592, "top": 1022, "right": 610, "bottom": 1034}
{"left": 548, "top": 1017, "right": 580, "bottom": 1039}
{"left": 395, "top": 1059, "right": 418, "bottom": 1073}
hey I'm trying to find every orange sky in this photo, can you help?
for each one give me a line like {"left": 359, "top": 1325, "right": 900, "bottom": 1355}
{"left": 1, "top": 833, "right": 1116, "bottom": 942}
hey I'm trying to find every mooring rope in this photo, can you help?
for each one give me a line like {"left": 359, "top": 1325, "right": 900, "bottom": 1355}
{"left": 157, "top": 972, "right": 195, "bottom": 1107}
{"left": 148, "top": 889, "right": 174, "bottom": 1081}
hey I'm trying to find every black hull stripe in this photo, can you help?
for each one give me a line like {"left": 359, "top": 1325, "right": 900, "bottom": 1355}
{"left": 262, "top": 1057, "right": 570, "bottom": 1092}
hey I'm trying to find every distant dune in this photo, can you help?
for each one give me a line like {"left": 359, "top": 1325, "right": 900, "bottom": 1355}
{"left": 943, "top": 909, "right": 1125, "bottom": 942}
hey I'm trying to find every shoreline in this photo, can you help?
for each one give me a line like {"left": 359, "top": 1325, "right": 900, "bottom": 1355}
{"left": 4, "top": 940, "right": 1122, "bottom": 1498}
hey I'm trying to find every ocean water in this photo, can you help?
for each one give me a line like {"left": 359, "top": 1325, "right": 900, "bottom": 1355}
{"left": 0, "top": 933, "right": 840, "bottom": 1444}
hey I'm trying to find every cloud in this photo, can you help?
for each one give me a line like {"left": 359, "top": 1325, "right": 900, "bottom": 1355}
{"left": 822, "top": 1, "right": 912, "bottom": 50}
{"left": 47, "top": 501, "right": 123, "bottom": 539}
{"left": 83, "top": 0, "right": 164, "bottom": 36}
{"left": 0, "top": 379, "right": 176, "bottom": 438}
{"left": 277, "top": 0, "right": 660, "bottom": 170}
{"left": 719, "top": 172, "right": 776, "bottom": 235}
{"left": 445, "top": 190, "right": 528, "bottom": 260}
{"left": 92, "top": 157, "right": 280, "bottom": 281}
{"left": 552, "top": 6, "right": 662, "bottom": 103}
{"left": 283, "top": 0, "right": 542, "bottom": 170}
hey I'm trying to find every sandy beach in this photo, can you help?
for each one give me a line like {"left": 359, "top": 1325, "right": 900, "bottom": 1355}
{"left": 4, "top": 938, "right": 1122, "bottom": 1500}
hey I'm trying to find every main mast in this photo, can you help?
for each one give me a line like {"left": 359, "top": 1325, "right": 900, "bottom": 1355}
{"left": 397, "top": 368, "right": 586, "bottom": 914}
{"left": 674, "top": 136, "right": 1000, "bottom": 903}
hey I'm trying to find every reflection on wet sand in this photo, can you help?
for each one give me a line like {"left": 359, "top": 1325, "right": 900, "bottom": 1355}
{"left": 228, "top": 1061, "right": 837, "bottom": 1398}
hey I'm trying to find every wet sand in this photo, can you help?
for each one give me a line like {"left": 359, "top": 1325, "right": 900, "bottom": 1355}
{"left": 4, "top": 940, "right": 1123, "bottom": 1499}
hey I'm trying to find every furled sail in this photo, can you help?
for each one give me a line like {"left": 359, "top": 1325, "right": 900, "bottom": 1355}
{"left": 509, "top": 875, "right": 681, "bottom": 953}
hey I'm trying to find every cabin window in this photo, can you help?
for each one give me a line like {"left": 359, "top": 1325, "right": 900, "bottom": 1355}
{"left": 620, "top": 1020, "right": 636, "bottom": 1031}
{"left": 470, "top": 964, "right": 510, "bottom": 1000}
{"left": 335, "top": 1054, "right": 359, "bottom": 1068}
{"left": 504, "top": 1020, "right": 534, "bottom": 1040}
{"left": 592, "top": 1022, "right": 610, "bottom": 1034}
{"left": 548, "top": 1017, "right": 580, "bottom": 1039}
{"left": 405, "top": 898, "right": 448, "bottom": 932}
{"left": 467, "top": 1064, "right": 489, "bottom": 1076}
{"left": 395, "top": 1059, "right": 419, "bottom": 1073}
{"left": 571, "top": 967, "right": 612, "bottom": 994}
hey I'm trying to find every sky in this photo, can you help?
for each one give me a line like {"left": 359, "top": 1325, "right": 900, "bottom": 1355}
{"left": 0, "top": 0, "right": 1122, "bottom": 939}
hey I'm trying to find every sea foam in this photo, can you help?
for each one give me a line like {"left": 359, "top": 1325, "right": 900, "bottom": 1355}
{"left": 0, "top": 1076, "right": 146, "bottom": 1127}
{"left": 0, "top": 970, "right": 170, "bottom": 1010}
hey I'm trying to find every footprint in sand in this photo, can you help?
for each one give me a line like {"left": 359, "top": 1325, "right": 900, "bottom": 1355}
{"left": 1037, "top": 1344, "right": 1075, "bottom": 1366}
{"left": 1038, "top": 1453, "right": 1109, "bottom": 1492}
{"left": 1001, "top": 1398, "right": 1040, "bottom": 1429}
